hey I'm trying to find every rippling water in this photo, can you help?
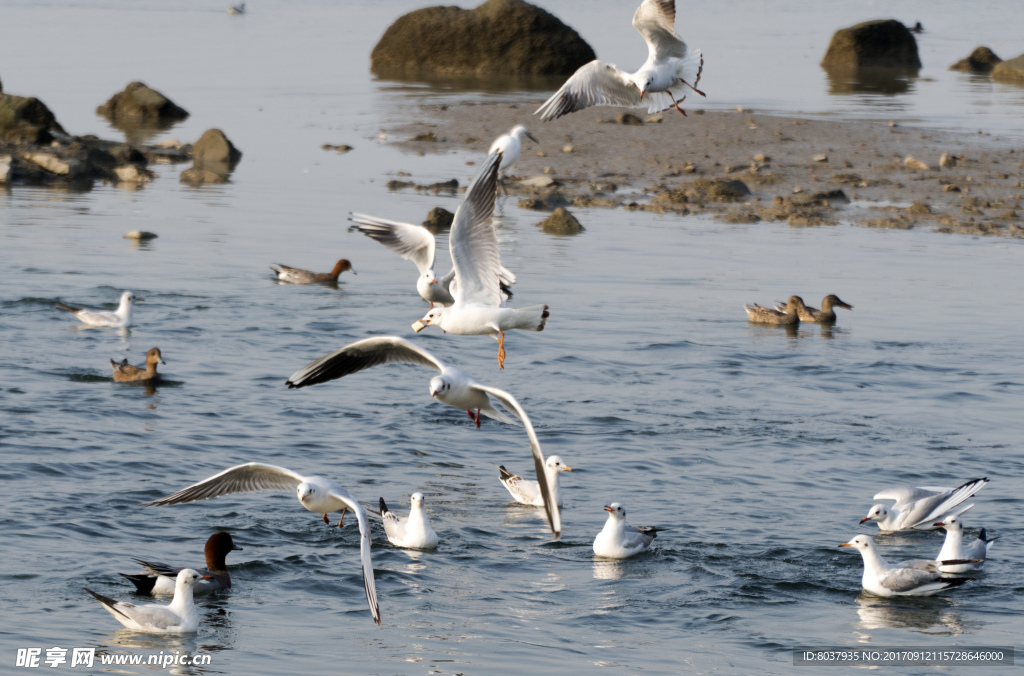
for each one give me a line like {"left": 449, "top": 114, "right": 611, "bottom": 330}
{"left": 1, "top": 1, "right": 1022, "bottom": 674}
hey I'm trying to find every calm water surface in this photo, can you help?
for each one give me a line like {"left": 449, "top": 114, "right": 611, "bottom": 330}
{"left": 1, "top": 1, "right": 1022, "bottom": 675}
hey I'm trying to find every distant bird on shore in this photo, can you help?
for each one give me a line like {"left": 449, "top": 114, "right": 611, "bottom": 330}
{"left": 744, "top": 295, "right": 804, "bottom": 325}
{"left": 489, "top": 125, "right": 538, "bottom": 176}
{"left": 860, "top": 478, "right": 988, "bottom": 533}
{"left": 535, "top": 0, "right": 704, "bottom": 122}
{"left": 348, "top": 214, "right": 514, "bottom": 308}
{"left": 379, "top": 494, "right": 439, "bottom": 550}
{"left": 774, "top": 294, "right": 853, "bottom": 324}
{"left": 270, "top": 259, "right": 354, "bottom": 284}
{"left": 85, "top": 569, "right": 206, "bottom": 633}
{"left": 57, "top": 291, "right": 139, "bottom": 328}
{"left": 228, "top": 2, "right": 245, "bottom": 15}
{"left": 593, "top": 503, "right": 663, "bottom": 559}
{"left": 839, "top": 535, "right": 973, "bottom": 597}
{"left": 111, "top": 347, "right": 165, "bottom": 382}
{"left": 411, "top": 151, "right": 550, "bottom": 369}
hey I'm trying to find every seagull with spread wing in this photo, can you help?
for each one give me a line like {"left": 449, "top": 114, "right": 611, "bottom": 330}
{"left": 285, "top": 335, "right": 563, "bottom": 539}
{"left": 410, "top": 151, "right": 549, "bottom": 369}
{"left": 535, "top": 0, "right": 704, "bottom": 122}
{"left": 145, "top": 463, "right": 381, "bottom": 625}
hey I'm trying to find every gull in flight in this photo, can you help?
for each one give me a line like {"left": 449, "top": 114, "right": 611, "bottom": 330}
{"left": 270, "top": 259, "right": 354, "bottom": 284}
{"left": 285, "top": 336, "right": 563, "bottom": 538}
{"left": 488, "top": 125, "right": 538, "bottom": 177}
{"left": 85, "top": 568, "right": 207, "bottom": 633}
{"left": 592, "top": 503, "right": 664, "bottom": 559}
{"left": 57, "top": 290, "right": 140, "bottom": 328}
{"left": 120, "top": 531, "right": 242, "bottom": 595}
{"left": 934, "top": 515, "right": 997, "bottom": 573}
{"left": 348, "top": 214, "right": 514, "bottom": 308}
{"left": 145, "top": 463, "right": 380, "bottom": 625}
{"left": 839, "top": 534, "right": 975, "bottom": 597}
{"left": 860, "top": 478, "right": 988, "bottom": 533}
{"left": 499, "top": 455, "right": 573, "bottom": 507}
{"left": 379, "top": 493, "right": 439, "bottom": 550}
{"left": 535, "top": 0, "right": 704, "bottom": 122}
{"left": 411, "top": 151, "right": 550, "bottom": 369}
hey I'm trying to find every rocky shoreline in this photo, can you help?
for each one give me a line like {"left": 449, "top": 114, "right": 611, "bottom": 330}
{"left": 385, "top": 101, "right": 1023, "bottom": 239}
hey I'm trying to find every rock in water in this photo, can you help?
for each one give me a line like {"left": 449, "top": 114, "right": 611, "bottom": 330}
{"left": 821, "top": 20, "right": 921, "bottom": 71}
{"left": 950, "top": 47, "right": 1002, "bottom": 74}
{"left": 371, "top": 0, "right": 595, "bottom": 77}
{"left": 0, "top": 93, "right": 66, "bottom": 143}
{"left": 538, "top": 207, "right": 584, "bottom": 235}
{"left": 96, "top": 82, "right": 189, "bottom": 125}
{"left": 192, "top": 129, "right": 242, "bottom": 169}
{"left": 992, "top": 54, "right": 1024, "bottom": 85}
{"left": 422, "top": 207, "right": 454, "bottom": 231}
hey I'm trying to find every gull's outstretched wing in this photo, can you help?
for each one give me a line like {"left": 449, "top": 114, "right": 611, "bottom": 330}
{"left": 535, "top": 61, "right": 639, "bottom": 122}
{"left": 349, "top": 213, "right": 436, "bottom": 275}
{"left": 329, "top": 487, "right": 381, "bottom": 626}
{"left": 144, "top": 463, "right": 305, "bottom": 505}
{"left": 448, "top": 152, "right": 503, "bottom": 307}
{"left": 285, "top": 336, "right": 445, "bottom": 389}
{"left": 633, "top": 0, "right": 687, "bottom": 61}
{"left": 475, "top": 384, "right": 561, "bottom": 539}
{"left": 897, "top": 478, "right": 989, "bottom": 529}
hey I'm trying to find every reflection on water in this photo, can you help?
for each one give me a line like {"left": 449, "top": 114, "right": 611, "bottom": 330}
{"left": 825, "top": 68, "right": 919, "bottom": 97}
{"left": 372, "top": 69, "right": 566, "bottom": 94}
{"left": 96, "top": 631, "right": 211, "bottom": 675}
{"left": 854, "top": 595, "right": 965, "bottom": 636}
{"left": 592, "top": 559, "right": 625, "bottom": 581}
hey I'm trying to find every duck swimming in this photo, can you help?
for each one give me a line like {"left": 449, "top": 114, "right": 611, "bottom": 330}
{"left": 775, "top": 294, "right": 853, "bottom": 324}
{"left": 744, "top": 295, "right": 804, "bottom": 325}
{"left": 270, "top": 259, "right": 354, "bottom": 284}
{"left": 111, "top": 347, "right": 165, "bottom": 382}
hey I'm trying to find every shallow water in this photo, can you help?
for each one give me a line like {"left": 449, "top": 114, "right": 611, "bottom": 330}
{"left": 1, "top": 1, "right": 1023, "bottom": 675}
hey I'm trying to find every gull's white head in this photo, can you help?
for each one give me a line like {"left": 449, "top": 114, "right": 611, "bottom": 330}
{"left": 934, "top": 514, "right": 962, "bottom": 532}
{"left": 860, "top": 504, "right": 888, "bottom": 524}
{"left": 422, "top": 268, "right": 438, "bottom": 285}
{"left": 429, "top": 375, "right": 450, "bottom": 398}
{"left": 119, "top": 291, "right": 140, "bottom": 308}
{"left": 411, "top": 492, "right": 425, "bottom": 506}
{"left": 421, "top": 306, "right": 445, "bottom": 326}
{"left": 632, "top": 74, "right": 654, "bottom": 99}
{"left": 604, "top": 502, "right": 626, "bottom": 520}
{"left": 839, "top": 534, "right": 875, "bottom": 552}
{"left": 545, "top": 455, "right": 573, "bottom": 473}
{"left": 176, "top": 568, "right": 202, "bottom": 589}
{"left": 510, "top": 125, "right": 538, "bottom": 144}
{"left": 297, "top": 481, "right": 317, "bottom": 504}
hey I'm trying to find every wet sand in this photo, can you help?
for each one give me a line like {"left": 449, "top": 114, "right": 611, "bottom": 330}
{"left": 387, "top": 100, "right": 1023, "bottom": 238}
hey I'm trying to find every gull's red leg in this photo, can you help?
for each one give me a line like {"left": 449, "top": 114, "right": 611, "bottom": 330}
{"left": 678, "top": 77, "right": 706, "bottom": 97}
{"left": 337, "top": 506, "right": 347, "bottom": 528}
{"left": 667, "top": 90, "right": 687, "bottom": 116}
{"left": 497, "top": 330, "right": 506, "bottom": 370}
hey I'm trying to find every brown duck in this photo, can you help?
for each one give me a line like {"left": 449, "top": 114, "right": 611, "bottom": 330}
{"left": 270, "top": 259, "right": 354, "bottom": 284}
{"left": 120, "top": 531, "right": 242, "bottom": 595}
{"left": 111, "top": 347, "right": 165, "bottom": 382}
{"left": 744, "top": 295, "right": 805, "bottom": 325}
{"left": 775, "top": 294, "right": 853, "bottom": 324}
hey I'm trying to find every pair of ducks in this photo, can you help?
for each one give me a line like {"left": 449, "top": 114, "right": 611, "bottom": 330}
{"left": 745, "top": 294, "right": 853, "bottom": 325}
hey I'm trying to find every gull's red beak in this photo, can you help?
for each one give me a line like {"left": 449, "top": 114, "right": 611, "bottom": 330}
{"left": 604, "top": 505, "right": 614, "bottom": 513}
{"left": 838, "top": 543, "right": 852, "bottom": 548}
{"left": 934, "top": 521, "right": 945, "bottom": 527}
{"left": 859, "top": 517, "right": 871, "bottom": 524}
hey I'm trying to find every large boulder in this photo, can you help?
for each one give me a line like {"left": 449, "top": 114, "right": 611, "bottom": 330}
{"left": 0, "top": 93, "right": 66, "bottom": 143}
{"left": 371, "top": 0, "right": 595, "bottom": 77}
{"left": 950, "top": 47, "right": 1002, "bottom": 74}
{"left": 96, "top": 82, "right": 189, "bottom": 126}
{"left": 180, "top": 128, "right": 241, "bottom": 185}
{"left": 821, "top": 20, "right": 921, "bottom": 71}
{"left": 992, "top": 54, "right": 1024, "bottom": 85}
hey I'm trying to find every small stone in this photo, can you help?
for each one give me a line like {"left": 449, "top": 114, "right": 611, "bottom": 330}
{"left": 615, "top": 112, "right": 643, "bottom": 125}
{"left": 561, "top": 144, "right": 574, "bottom": 153}
{"left": 412, "top": 131, "right": 438, "bottom": 142}
{"left": 422, "top": 207, "right": 454, "bottom": 231}
{"left": 645, "top": 115, "right": 663, "bottom": 123}
{"left": 889, "top": 121, "right": 898, "bottom": 128}
{"left": 25, "top": 152, "right": 69, "bottom": 175}
{"left": 114, "top": 164, "right": 155, "bottom": 184}
{"left": 0, "top": 154, "right": 10, "bottom": 183}
{"left": 942, "top": 184, "right": 961, "bottom": 192}
{"left": 543, "top": 166, "right": 553, "bottom": 174}
{"left": 681, "top": 163, "right": 696, "bottom": 173}
{"left": 123, "top": 230, "right": 158, "bottom": 240}
{"left": 939, "top": 152, "right": 956, "bottom": 168}
{"left": 96, "top": 81, "right": 189, "bottom": 125}
{"left": 812, "top": 154, "right": 828, "bottom": 163}
{"left": 193, "top": 129, "right": 242, "bottom": 169}
{"left": 520, "top": 175, "right": 557, "bottom": 188}
{"left": 538, "top": 207, "right": 583, "bottom": 235}
{"left": 904, "top": 156, "right": 930, "bottom": 170}
{"left": 322, "top": 143, "right": 354, "bottom": 153}
{"left": 180, "top": 166, "right": 230, "bottom": 186}
{"left": 793, "top": 187, "right": 804, "bottom": 194}
{"left": 153, "top": 138, "right": 182, "bottom": 149}
{"left": 536, "top": 151, "right": 547, "bottom": 157}
{"left": 736, "top": 106, "right": 744, "bottom": 112}
{"left": 753, "top": 153, "right": 769, "bottom": 163}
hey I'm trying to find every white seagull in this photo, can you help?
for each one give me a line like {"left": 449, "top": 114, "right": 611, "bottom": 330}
{"left": 144, "top": 463, "right": 380, "bottom": 625}
{"left": 488, "top": 125, "right": 538, "bottom": 176}
{"left": 860, "top": 478, "right": 988, "bottom": 533}
{"left": 839, "top": 534, "right": 974, "bottom": 597}
{"left": 285, "top": 336, "right": 563, "bottom": 538}
{"left": 593, "top": 503, "right": 664, "bottom": 559}
{"left": 85, "top": 568, "right": 206, "bottom": 633}
{"left": 57, "top": 290, "right": 140, "bottom": 328}
{"left": 934, "top": 514, "right": 997, "bottom": 573}
{"left": 379, "top": 493, "right": 439, "bottom": 550}
{"left": 348, "top": 214, "right": 515, "bottom": 308}
{"left": 535, "top": 0, "right": 704, "bottom": 122}
{"left": 411, "top": 150, "right": 550, "bottom": 370}
{"left": 499, "top": 455, "right": 573, "bottom": 507}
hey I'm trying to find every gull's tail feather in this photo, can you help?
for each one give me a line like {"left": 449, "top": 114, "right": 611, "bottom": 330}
{"left": 511, "top": 305, "right": 550, "bottom": 331}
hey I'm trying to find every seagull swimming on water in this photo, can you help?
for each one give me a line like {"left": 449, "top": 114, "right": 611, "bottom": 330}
{"left": 85, "top": 568, "right": 207, "bottom": 633}
{"left": 934, "top": 514, "right": 997, "bottom": 573}
{"left": 57, "top": 291, "right": 140, "bottom": 328}
{"left": 535, "top": 0, "right": 704, "bottom": 122}
{"left": 285, "top": 336, "right": 563, "bottom": 539}
{"left": 860, "top": 478, "right": 988, "bottom": 533}
{"left": 410, "top": 150, "right": 550, "bottom": 369}
{"left": 144, "top": 463, "right": 381, "bottom": 625}
{"left": 499, "top": 455, "right": 573, "bottom": 507}
{"left": 840, "top": 534, "right": 975, "bottom": 597}
{"left": 379, "top": 493, "right": 439, "bottom": 550}
{"left": 592, "top": 503, "right": 664, "bottom": 559}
